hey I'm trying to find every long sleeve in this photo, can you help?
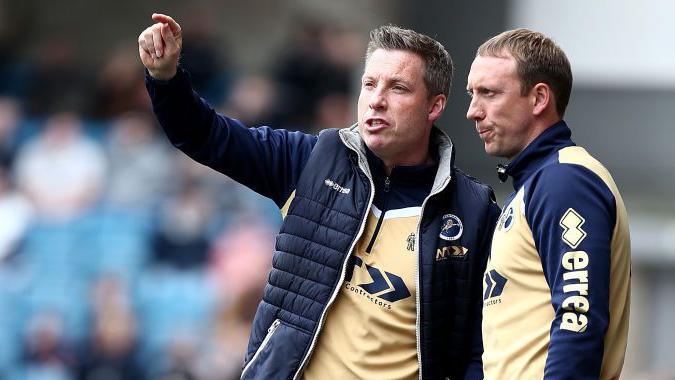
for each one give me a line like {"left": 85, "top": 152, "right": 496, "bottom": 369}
{"left": 145, "top": 67, "right": 318, "bottom": 207}
{"left": 525, "top": 163, "right": 616, "bottom": 379}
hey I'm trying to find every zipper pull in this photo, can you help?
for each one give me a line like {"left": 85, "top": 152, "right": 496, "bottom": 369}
{"left": 268, "top": 319, "right": 281, "bottom": 332}
{"left": 384, "top": 176, "right": 390, "bottom": 192}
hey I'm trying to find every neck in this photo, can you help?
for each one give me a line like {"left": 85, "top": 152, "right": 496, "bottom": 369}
{"left": 508, "top": 116, "right": 562, "bottom": 161}
{"left": 383, "top": 152, "right": 433, "bottom": 175}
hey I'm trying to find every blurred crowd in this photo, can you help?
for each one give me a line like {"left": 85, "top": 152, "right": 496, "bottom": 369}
{"left": 0, "top": 18, "right": 364, "bottom": 380}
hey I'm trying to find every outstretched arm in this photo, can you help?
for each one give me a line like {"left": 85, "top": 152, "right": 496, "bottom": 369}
{"left": 138, "top": 14, "right": 317, "bottom": 206}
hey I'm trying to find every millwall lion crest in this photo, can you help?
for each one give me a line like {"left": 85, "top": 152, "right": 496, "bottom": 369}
{"left": 440, "top": 214, "right": 463, "bottom": 241}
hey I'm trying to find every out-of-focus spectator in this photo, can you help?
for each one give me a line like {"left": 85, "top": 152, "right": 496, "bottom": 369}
{"left": 76, "top": 308, "right": 144, "bottom": 380}
{"left": 155, "top": 333, "right": 199, "bottom": 380}
{"left": 207, "top": 216, "right": 273, "bottom": 302}
{"left": 196, "top": 287, "right": 262, "bottom": 380}
{"left": 0, "top": 164, "right": 33, "bottom": 262}
{"left": 105, "top": 111, "right": 172, "bottom": 209}
{"left": 179, "top": 7, "right": 231, "bottom": 105}
{"left": 14, "top": 112, "right": 106, "bottom": 222}
{"left": 21, "top": 310, "right": 74, "bottom": 380}
{"left": 76, "top": 275, "right": 145, "bottom": 380}
{"left": 87, "top": 45, "right": 149, "bottom": 119}
{"left": 273, "top": 19, "right": 363, "bottom": 130}
{"left": 312, "top": 92, "right": 352, "bottom": 133}
{"left": 23, "top": 38, "right": 87, "bottom": 116}
{"left": 195, "top": 217, "right": 274, "bottom": 379}
{"left": 0, "top": 97, "right": 22, "bottom": 167}
{"left": 170, "top": 152, "right": 276, "bottom": 226}
{"left": 218, "top": 74, "right": 280, "bottom": 127}
{"left": 152, "top": 183, "right": 213, "bottom": 269}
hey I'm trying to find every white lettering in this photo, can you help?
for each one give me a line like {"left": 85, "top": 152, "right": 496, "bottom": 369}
{"left": 560, "top": 251, "right": 590, "bottom": 333}
{"left": 562, "top": 295, "right": 590, "bottom": 313}
{"left": 563, "top": 270, "right": 589, "bottom": 283}
{"left": 561, "top": 251, "right": 589, "bottom": 270}
{"left": 563, "top": 282, "right": 589, "bottom": 295}
{"left": 560, "top": 312, "right": 588, "bottom": 332}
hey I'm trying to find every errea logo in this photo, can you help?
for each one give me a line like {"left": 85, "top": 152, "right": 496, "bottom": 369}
{"left": 324, "top": 179, "right": 350, "bottom": 194}
{"left": 560, "top": 208, "right": 587, "bottom": 249}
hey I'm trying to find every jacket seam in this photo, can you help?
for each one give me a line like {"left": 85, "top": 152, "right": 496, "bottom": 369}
{"left": 271, "top": 266, "right": 333, "bottom": 290}
{"left": 291, "top": 194, "right": 360, "bottom": 220}
{"left": 284, "top": 214, "right": 352, "bottom": 237}
{"left": 261, "top": 298, "right": 316, "bottom": 334}
{"left": 260, "top": 299, "right": 321, "bottom": 327}
{"left": 268, "top": 283, "right": 325, "bottom": 309}
{"left": 276, "top": 234, "right": 345, "bottom": 264}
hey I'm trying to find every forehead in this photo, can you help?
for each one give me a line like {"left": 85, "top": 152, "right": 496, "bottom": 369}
{"left": 363, "top": 48, "right": 425, "bottom": 79}
{"left": 467, "top": 54, "right": 519, "bottom": 86}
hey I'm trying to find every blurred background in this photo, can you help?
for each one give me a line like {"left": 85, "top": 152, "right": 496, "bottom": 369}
{"left": 0, "top": 0, "right": 673, "bottom": 379}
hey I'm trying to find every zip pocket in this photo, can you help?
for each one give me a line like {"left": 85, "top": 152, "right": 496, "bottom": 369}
{"left": 241, "top": 319, "right": 282, "bottom": 379}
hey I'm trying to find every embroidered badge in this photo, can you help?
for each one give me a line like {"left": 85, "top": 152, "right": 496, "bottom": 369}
{"left": 439, "top": 214, "right": 463, "bottom": 241}
{"left": 406, "top": 233, "right": 416, "bottom": 251}
{"left": 497, "top": 206, "right": 514, "bottom": 232}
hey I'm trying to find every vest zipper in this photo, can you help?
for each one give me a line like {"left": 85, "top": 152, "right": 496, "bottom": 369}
{"left": 365, "top": 176, "right": 390, "bottom": 253}
{"left": 415, "top": 176, "right": 451, "bottom": 380}
{"left": 292, "top": 146, "right": 376, "bottom": 380}
{"left": 241, "top": 319, "right": 282, "bottom": 379}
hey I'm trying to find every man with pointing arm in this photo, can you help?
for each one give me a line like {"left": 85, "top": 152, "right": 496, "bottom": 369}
{"left": 140, "top": 14, "right": 499, "bottom": 379}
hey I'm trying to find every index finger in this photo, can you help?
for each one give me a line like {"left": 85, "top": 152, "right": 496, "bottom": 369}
{"left": 152, "top": 13, "right": 181, "bottom": 34}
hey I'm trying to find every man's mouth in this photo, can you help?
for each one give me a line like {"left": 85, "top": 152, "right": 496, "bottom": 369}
{"left": 477, "top": 128, "right": 493, "bottom": 139}
{"left": 365, "top": 117, "right": 389, "bottom": 131}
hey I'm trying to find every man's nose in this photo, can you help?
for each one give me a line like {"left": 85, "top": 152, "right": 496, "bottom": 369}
{"left": 369, "top": 88, "right": 386, "bottom": 110}
{"left": 466, "top": 98, "right": 485, "bottom": 121}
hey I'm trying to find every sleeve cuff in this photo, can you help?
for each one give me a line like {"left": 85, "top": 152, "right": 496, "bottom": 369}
{"left": 144, "top": 66, "right": 187, "bottom": 86}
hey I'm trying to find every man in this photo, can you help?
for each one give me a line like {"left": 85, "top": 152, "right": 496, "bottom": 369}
{"left": 139, "top": 14, "right": 499, "bottom": 379}
{"left": 466, "top": 29, "right": 631, "bottom": 379}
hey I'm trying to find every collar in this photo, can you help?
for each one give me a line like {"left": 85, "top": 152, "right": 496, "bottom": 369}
{"left": 499, "top": 120, "right": 575, "bottom": 190}
{"left": 339, "top": 125, "right": 454, "bottom": 194}
{"left": 365, "top": 145, "right": 438, "bottom": 187}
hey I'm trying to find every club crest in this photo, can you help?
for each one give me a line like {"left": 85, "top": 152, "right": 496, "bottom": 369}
{"left": 497, "top": 206, "right": 514, "bottom": 232}
{"left": 440, "top": 214, "right": 463, "bottom": 241}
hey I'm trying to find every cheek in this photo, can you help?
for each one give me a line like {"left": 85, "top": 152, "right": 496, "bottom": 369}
{"left": 356, "top": 95, "right": 367, "bottom": 120}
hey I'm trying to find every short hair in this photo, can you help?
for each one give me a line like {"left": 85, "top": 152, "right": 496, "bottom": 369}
{"left": 366, "top": 25, "right": 453, "bottom": 97}
{"left": 477, "top": 28, "right": 573, "bottom": 117}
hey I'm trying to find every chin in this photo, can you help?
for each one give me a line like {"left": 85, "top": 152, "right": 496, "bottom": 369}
{"left": 484, "top": 143, "right": 498, "bottom": 157}
{"left": 364, "top": 134, "right": 385, "bottom": 150}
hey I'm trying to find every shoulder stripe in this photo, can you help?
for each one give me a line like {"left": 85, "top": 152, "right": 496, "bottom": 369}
{"left": 371, "top": 205, "right": 422, "bottom": 219}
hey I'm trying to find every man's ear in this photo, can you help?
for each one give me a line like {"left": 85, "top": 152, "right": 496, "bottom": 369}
{"left": 531, "top": 83, "right": 553, "bottom": 117}
{"left": 428, "top": 94, "right": 447, "bottom": 122}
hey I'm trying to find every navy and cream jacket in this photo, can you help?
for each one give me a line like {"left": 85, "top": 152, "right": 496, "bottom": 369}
{"left": 482, "top": 121, "right": 631, "bottom": 379}
{"left": 146, "top": 68, "right": 500, "bottom": 380}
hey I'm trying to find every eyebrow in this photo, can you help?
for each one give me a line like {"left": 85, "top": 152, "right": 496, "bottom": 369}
{"left": 361, "top": 75, "right": 414, "bottom": 87}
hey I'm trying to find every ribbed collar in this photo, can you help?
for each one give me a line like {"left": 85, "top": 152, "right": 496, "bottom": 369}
{"left": 503, "top": 120, "right": 575, "bottom": 190}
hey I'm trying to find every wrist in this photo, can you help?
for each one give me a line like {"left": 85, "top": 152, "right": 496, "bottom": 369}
{"left": 148, "top": 66, "right": 178, "bottom": 81}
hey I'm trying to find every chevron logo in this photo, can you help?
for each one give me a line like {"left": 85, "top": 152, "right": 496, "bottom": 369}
{"left": 345, "top": 256, "right": 411, "bottom": 303}
{"left": 436, "top": 246, "right": 469, "bottom": 261}
{"left": 483, "top": 269, "right": 508, "bottom": 300}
